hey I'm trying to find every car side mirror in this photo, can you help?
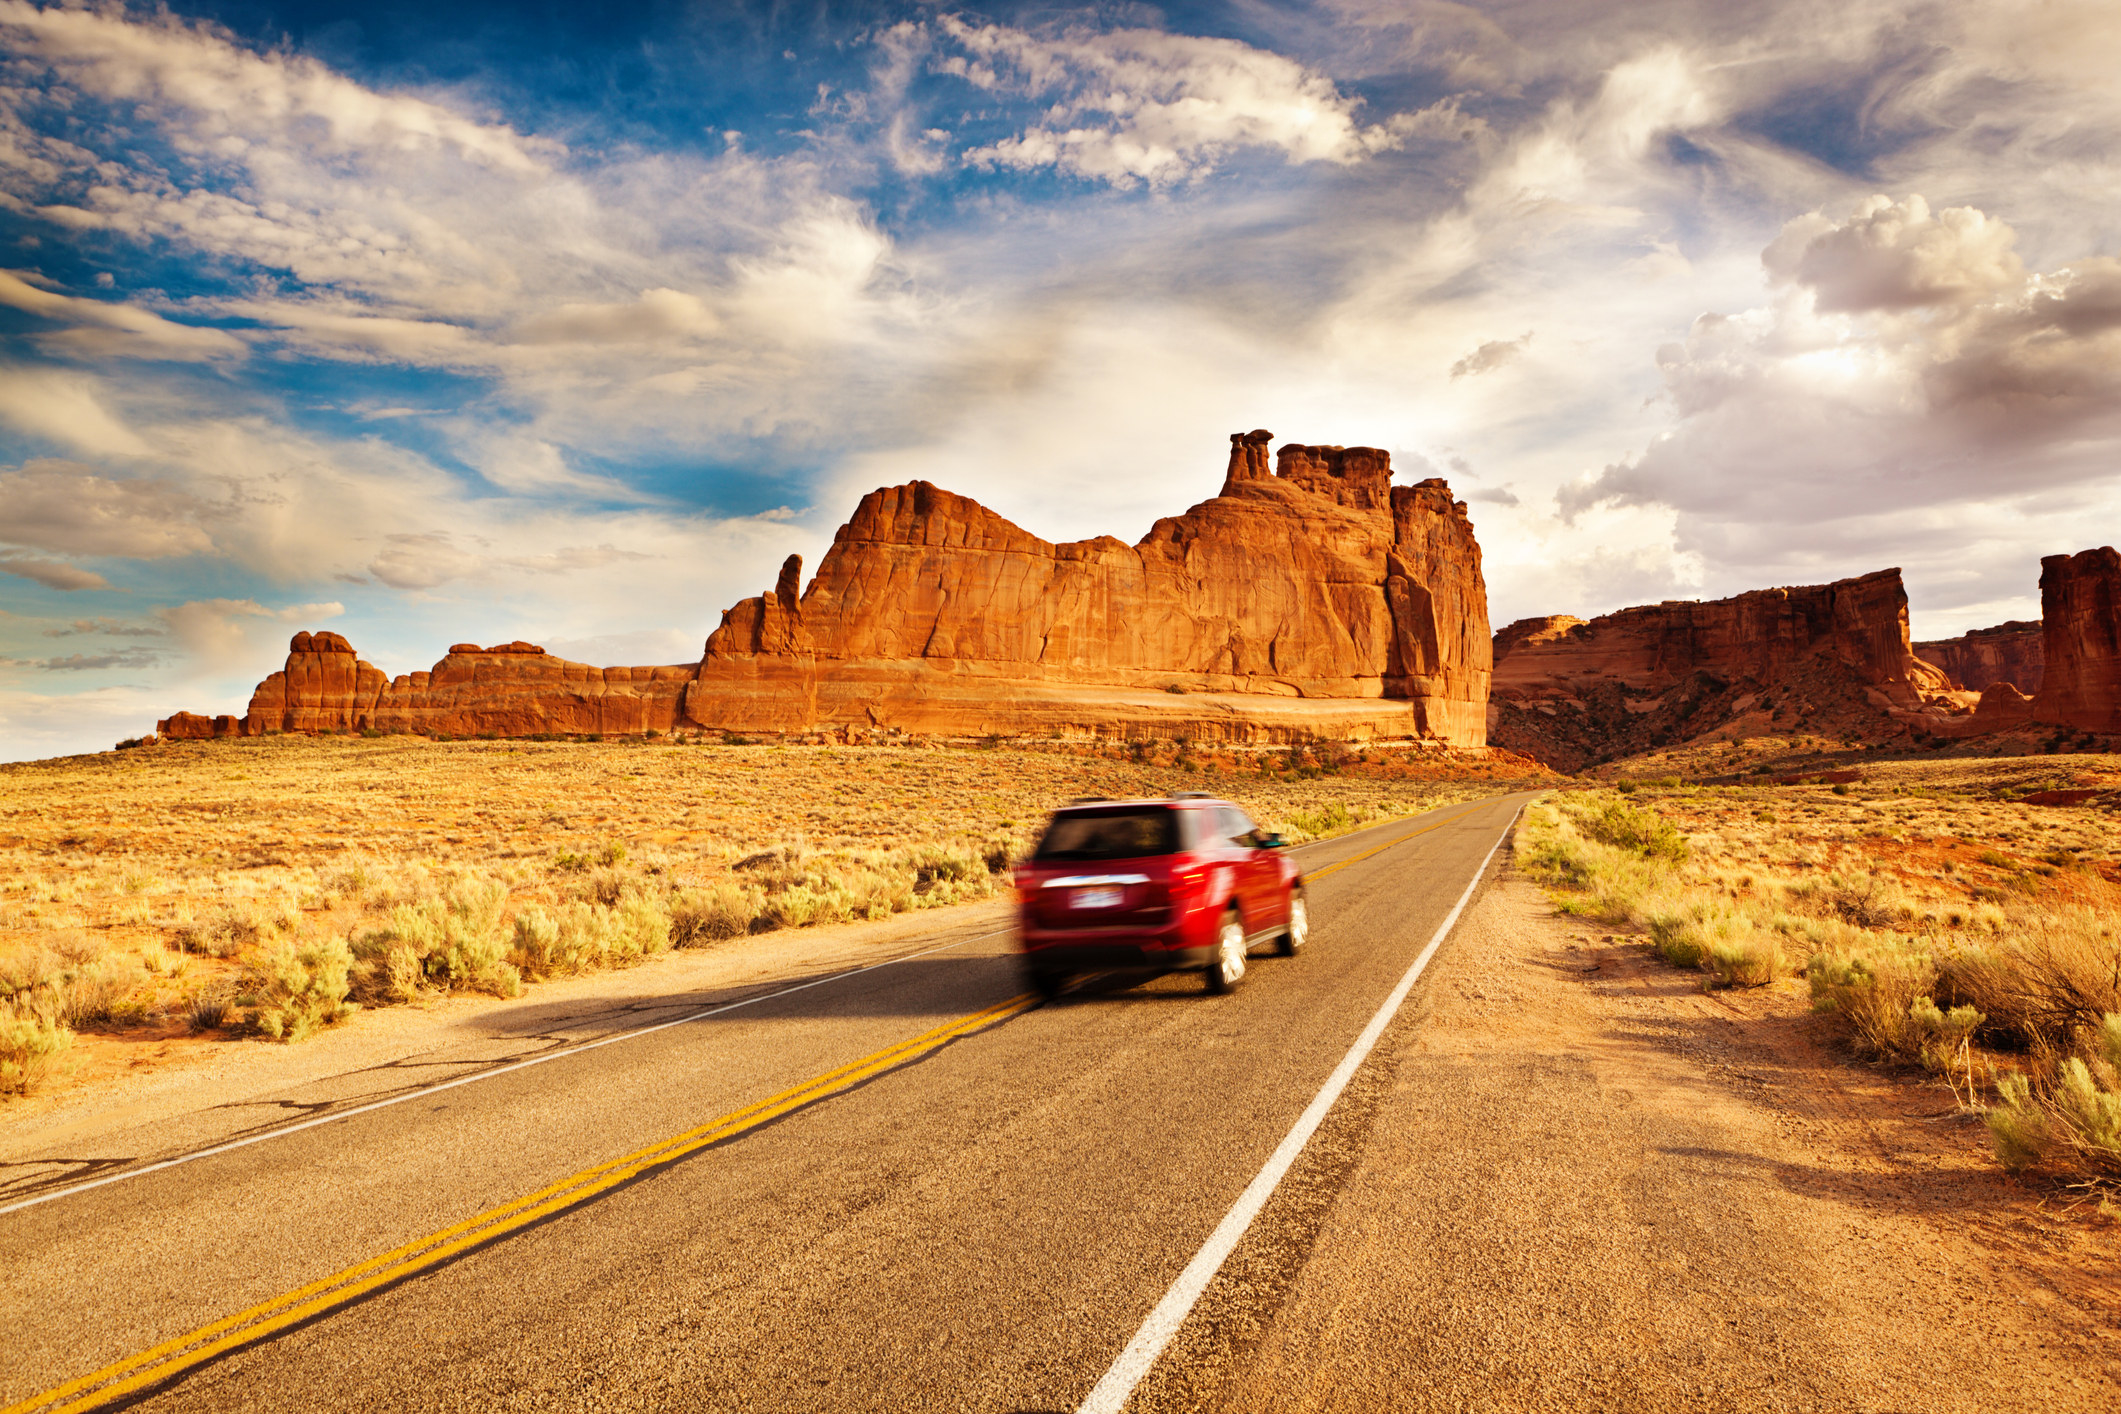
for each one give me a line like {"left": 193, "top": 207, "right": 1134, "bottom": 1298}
{"left": 1257, "top": 832, "right": 1287, "bottom": 849}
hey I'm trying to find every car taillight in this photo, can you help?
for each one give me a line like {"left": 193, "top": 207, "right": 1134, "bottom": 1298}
{"left": 1164, "top": 866, "right": 1207, "bottom": 904}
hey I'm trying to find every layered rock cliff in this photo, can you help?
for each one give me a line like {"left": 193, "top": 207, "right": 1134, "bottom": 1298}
{"left": 159, "top": 432, "right": 1496, "bottom": 746}
{"left": 1488, "top": 570, "right": 1952, "bottom": 769}
{"left": 684, "top": 432, "right": 1490, "bottom": 743}
{"left": 1914, "top": 621, "right": 2044, "bottom": 694}
{"left": 2031, "top": 547, "right": 2121, "bottom": 733}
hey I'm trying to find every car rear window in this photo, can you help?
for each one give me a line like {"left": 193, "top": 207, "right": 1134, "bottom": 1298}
{"left": 1033, "top": 806, "right": 1192, "bottom": 861}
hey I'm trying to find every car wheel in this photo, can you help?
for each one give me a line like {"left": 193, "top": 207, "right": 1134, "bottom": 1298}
{"left": 1025, "top": 964, "right": 1067, "bottom": 999}
{"left": 1276, "top": 889, "right": 1308, "bottom": 958}
{"left": 1204, "top": 910, "right": 1246, "bottom": 994}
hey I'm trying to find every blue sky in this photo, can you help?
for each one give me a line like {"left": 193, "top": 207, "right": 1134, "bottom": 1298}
{"left": 4, "top": 0, "right": 2120, "bottom": 759}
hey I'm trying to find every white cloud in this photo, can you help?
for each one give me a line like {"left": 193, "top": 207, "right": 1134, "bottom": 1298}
{"left": 941, "top": 17, "right": 1408, "bottom": 187}
{"left": 0, "top": 1, "right": 546, "bottom": 173}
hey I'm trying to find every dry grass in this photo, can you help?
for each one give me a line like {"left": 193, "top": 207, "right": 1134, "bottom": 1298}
{"left": 0, "top": 734, "right": 1541, "bottom": 1093}
{"left": 1518, "top": 766, "right": 2121, "bottom": 1181}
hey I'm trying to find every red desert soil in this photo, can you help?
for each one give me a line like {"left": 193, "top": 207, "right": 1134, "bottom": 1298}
{"left": 1139, "top": 872, "right": 2119, "bottom": 1414}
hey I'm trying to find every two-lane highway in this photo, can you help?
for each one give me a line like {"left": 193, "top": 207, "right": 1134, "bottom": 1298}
{"left": 3, "top": 792, "right": 1532, "bottom": 1413}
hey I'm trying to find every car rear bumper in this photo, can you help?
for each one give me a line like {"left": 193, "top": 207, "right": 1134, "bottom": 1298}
{"left": 1018, "top": 941, "right": 1216, "bottom": 972}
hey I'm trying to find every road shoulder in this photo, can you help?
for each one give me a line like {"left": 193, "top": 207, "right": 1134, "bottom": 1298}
{"left": 1145, "top": 866, "right": 2121, "bottom": 1413}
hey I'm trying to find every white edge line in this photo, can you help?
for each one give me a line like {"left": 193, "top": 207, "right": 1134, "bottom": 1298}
{"left": 0, "top": 794, "right": 1485, "bottom": 1221}
{"left": 0, "top": 925, "right": 1014, "bottom": 1219}
{"left": 1076, "top": 799, "right": 1525, "bottom": 1414}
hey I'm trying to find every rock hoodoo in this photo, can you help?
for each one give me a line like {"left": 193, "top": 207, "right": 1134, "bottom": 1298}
{"left": 159, "top": 433, "right": 1496, "bottom": 747}
{"left": 2031, "top": 547, "right": 2121, "bottom": 734}
{"left": 1914, "top": 621, "right": 2044, "bottom": 694}
{"left": 1488, "top": 570, "right": 1954, "bottom": 770}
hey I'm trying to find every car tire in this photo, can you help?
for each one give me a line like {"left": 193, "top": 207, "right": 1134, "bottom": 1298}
{"left": 1025, "top": 965, "right": 1067, "bottom": 999}
{"left": 1276, "top": 889, "right": 1308, "bottom": 957}
{"left": 1204, "top": 909, "right": 1247, "bottom": 994}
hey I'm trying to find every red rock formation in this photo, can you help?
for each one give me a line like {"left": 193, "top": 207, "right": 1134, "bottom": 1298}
{"left": 1914, "top": 621, "right": 2044, "bottom": 693}
{"left": 1494, "top": 571, "right": 1946, "bottom": 705}
{"left": 1488, "top": 570, "right": 1952, "bottom": 768}
{"left": 684, "top": 435, "right": 1491, "bottom": 743}
{"left": 157, "top": 711, "right": 239, "bottom": 740}
{"left": 2032, "top": 547, "right": 2121, "bottom": 733}
{"left": 242, "top": 631, "right": 389, "bottom": 734}
{"left": 158, "top": 432, "right": 1497, "bottom": 746}
{"left": 160, "top": 637, "right": 692, "bottom": 739}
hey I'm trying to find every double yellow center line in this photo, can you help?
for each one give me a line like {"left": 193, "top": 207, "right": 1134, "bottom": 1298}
{"left": 8, "top": 992, "right": 1038, "bottom": 1414}
{"left": 1300, "top": 803, "right": 1481, "bottom": 886}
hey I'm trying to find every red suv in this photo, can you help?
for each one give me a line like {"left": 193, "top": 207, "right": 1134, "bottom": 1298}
{"left": 1014, "top": 794, "right": 1308, "bottom": 997}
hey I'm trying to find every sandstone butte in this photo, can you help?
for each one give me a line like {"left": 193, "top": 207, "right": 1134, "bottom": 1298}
{"left": 1487, "top": 548, "right": 2121, "bottom": 768}
{"left": 158, "top": 432, "right": 1495, "bottom": 747}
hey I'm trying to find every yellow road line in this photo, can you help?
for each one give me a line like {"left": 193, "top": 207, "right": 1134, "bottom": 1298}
{"left": 8, "top": 992, "right": 1039, "bottom": 1414}
{"left": 1300, "top": 803, "right": 1484, "bottom": 886}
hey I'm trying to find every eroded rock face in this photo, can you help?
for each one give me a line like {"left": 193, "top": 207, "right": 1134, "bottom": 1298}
{"left": 2032, "top": 547, "right": 2121, "bottom": 733}
{"left": 158, "top": 636, "right": 693, "bottom": 739}
{"left": 158, "top": 432, "right": 1497, "bottom": 745}
{"left": 1488, "top": 570, "right": 1951, "bottom": 767}
{"left": 686, "top": 436, "right": 1492, "bottom": 743}
{"left": 1914, "top": 621, "right": 2044, "bottom": 694}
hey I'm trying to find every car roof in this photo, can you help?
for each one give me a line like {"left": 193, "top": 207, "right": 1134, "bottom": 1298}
{"left": 1054, "top": 795, "right": 1228, "bottom": 812}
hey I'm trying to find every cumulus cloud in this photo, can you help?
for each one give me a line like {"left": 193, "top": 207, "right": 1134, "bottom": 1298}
{"left": 940, "top": 17, "right": 1409, "bottom": 187}
{"left": 1763, "top": 195, "right": 2023, "bottom": 312}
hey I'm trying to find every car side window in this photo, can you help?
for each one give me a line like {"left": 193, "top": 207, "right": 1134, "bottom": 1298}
{"left": 1221, "top": 806, "right": 1259, "bottom": 847}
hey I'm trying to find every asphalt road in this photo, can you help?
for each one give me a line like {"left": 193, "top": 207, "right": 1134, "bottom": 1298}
{"left": 3, "top": 792, "right": 1532, "bottom": 1414}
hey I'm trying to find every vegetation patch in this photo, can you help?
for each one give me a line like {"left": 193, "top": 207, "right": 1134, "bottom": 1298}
{"left": 0, "top": 735, "right": 1537, "bottom": 1095}
{"left": 1518, "top": 778, "right": 2121, "bottom": 1183}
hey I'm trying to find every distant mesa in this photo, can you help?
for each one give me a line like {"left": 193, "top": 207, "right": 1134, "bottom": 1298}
{"left": 1488, "top": 549, "right": 2121, "bottom": 769}
{"left": 158, "top": 433, "right": 1495, "bottom": 746}
{"left": 1914, "top": 620, "right": 2043, "bottom": 695}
